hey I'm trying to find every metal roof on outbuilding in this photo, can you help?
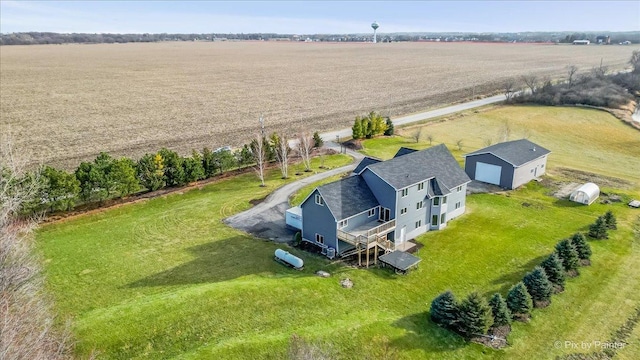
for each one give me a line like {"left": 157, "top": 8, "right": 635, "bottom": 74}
{"left": 464, "top": 139, "right": 550, "bottom": 167}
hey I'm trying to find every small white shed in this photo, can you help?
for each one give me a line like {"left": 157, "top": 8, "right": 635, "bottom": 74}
{"left": 570, "top": 183, "right": 600, "bottom": 205}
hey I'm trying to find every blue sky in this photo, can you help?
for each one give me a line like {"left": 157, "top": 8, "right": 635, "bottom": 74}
{"left": 1, "top": 1, "right": 638, "bottom": 34}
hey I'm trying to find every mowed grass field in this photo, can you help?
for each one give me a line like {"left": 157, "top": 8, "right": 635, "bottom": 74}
{"left": 1, "top": 41, "right": 638, "bottom": 169}
{"left": 37, "top": 106, "right": 640, "bottom": 359}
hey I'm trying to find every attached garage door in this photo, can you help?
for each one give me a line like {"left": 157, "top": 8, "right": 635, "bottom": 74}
{"left": 475, "top": 162, "right": 502, "bottom": 185}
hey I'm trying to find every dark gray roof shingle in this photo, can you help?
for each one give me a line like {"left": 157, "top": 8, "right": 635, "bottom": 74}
{"left": 366, "top": 144, "right": 470, "bottom": 190}
{"left": 465, "top": 139, "right": 551, "bottom": 167}
{"left": 353, "top": 156, "right": 381, "bottom": 174}
{"left": 317, "top": 176, "right": 379, "bottom": 220}
{"left": 393, "top": 147, "right": 418, "bottom": 158}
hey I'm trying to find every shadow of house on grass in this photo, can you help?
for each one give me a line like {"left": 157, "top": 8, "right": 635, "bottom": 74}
{"left": 485, "top": 254, "right": 548, "bottom": 297}
{"left": 391, "top": 311, "right": 466, "bottom": 353}
{"left": 127, "top": 235, "right": 310, "bottom": 288}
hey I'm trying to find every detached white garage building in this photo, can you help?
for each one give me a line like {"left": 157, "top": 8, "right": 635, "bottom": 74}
{"left": 464, "top": 139, "right": 551, "bottom": 189}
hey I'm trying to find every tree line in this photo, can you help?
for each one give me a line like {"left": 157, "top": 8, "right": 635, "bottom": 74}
{"left": 16, "top": 132, "right": 324, "bottom": 215}
{"left": 506, "top": 51, "right": 640, "bottom": 109}
{"left": 430, "top": 212, "right": 617, "bottom": 345}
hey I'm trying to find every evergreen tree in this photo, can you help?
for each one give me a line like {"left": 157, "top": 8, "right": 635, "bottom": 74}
{"left": 40, "top": 166, "right": 80, "bottom": 211}
{"left": 183, "top": 150, "right": 206, "bottom": 183}
{"left": 110, "top": 157, "right": 140, "bottom": 197}
{"left": 352, "top": 116, "right": 363, "bottom": 139}
{"left": 457, "top": 292, "right": 493, "bottom": 337}
{"left": 488, "top": 293, "right": 512, "bottom": 327}
{"left": 523, "top": 266, "right": 553, "bottom": 305}
{"left": 384, "top": 117, "right": 394, "bottom": 136}
{"left": 136, "top": 153, "right": 165, "bottom": 191}
{"left": 571, "top": 233, "right": 592, "bottom": 261}
{"left": 588, "top": 216, "right": 609, "bottom": 239}
{"left": 506, "top": 282, "right": 533, "bottom": 318}
{"left": 540, "top": 253, "right": 565, "bottom": 288}
{"left": 312, "top": 131, "right": 324, "bottom": 148}
{"left": 158, "top": 148, "right": 186, "bottom": 187}
{"left": 430, "top": 291, "right": 460, "bottom": 329}
{"left": 237, "top": 144, "right": 254, "bottom": 167}
{"left": 603, "top": 210, "right": 617, "bottom": 230}
{"left": 214, "top": 148, "right": 239, "bottom": 172}
{"left": 201, "top": 147, "right": 218, "bottom": 177}
{"left": 555, "top": 239, "right": 580, "bottom": 273}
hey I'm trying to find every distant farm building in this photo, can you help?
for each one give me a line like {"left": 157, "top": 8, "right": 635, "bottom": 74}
{"left": 464, "top": 139, "right": 550, "bottom": 189}
{"left": 573, "top": 40, "right": 590, "bottom": 45}
{"left": 596, "top": 36, "right": 610, "bottom": 44}
{"left": 570, "top": 183, "right": 600, "bottom": 205}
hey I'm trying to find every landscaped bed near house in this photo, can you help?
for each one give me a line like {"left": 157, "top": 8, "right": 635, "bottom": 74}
{"left": 37, "top": 106, "right": 640, "bottom": 359}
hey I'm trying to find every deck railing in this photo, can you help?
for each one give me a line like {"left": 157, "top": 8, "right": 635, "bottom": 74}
{"left": 337, "top": 219, "right": 396, "bottom": 246}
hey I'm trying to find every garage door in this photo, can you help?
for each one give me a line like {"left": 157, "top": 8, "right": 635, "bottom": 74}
{"left": 475, "top": 162, "right": 502, "bottom": 185}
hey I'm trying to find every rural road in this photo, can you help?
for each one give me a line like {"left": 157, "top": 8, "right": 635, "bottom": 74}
{"left": 225, "top": 93, "right": 508, "bottom": 242}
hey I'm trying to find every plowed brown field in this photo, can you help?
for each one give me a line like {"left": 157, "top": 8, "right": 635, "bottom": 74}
{"left": 1, "top": 41, "right": 637, "bottom": 168}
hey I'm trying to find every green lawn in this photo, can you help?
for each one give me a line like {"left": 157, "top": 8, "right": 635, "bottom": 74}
{"left": 36, "top": 107, "right": 640, "bottom": 359}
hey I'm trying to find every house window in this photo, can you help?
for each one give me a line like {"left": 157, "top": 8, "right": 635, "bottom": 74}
{"left": 368, "top": 209, "right": 375, "bottom": 217}
{"left": 541, "top": 164, "right": 545, "bottom": 168}
{"left": 415, "top": 220, "right": 422, "bottom": 229}
{"left": 416, "top": 201, "right": 423, "bottom": 210}
{"left": 400, "top": 207, "right": 407, "bottom": 215}
{"left": 315, "top": 233, "right": 324, "bottom": 244}
{"left": 443, "top": 196, "right": 447, "bottom": 204}
{"left": 457, "top": 186, "right": 462, "bottom": 192}
{"left": 441, "top": 214, "right": 446, "bottom": 224}
{"left": 401, "top": 188, "right": 408, "bottom": 197}
{"left": 455, "top": 201, "right": 461, "bottom": 209}
{"left": 339, "top": 219, "right": 348, "bottom": 228}
{"left": 315, "top": 194, "right": 324, "bottom": 206}
{"left": 418, "top": 182, "right": 424, "bottom": 191}
{"left": 431, "top": 215, "right": 438, "bottom": 226}
{"left": 433, "top": 197, "right": 440, "bottom": 206}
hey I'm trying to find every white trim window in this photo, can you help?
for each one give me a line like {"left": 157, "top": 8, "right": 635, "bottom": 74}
{"left": 339, "top": 219, "right": 348, "bottom": 228}
{"left": 315, "top": 194, "right": 324, "bottom": 206}
{"left": 443, "top": 196, "right": 447, "bottom": 204}
{"left": 400, "top": 207, "right": 407, "bottom": 215}
{"left": 315, "top": 233, "right": 324, "bottom": 244}
{"left": 416, "top": 201, "right": 423, "bottom": 210}
{"left": 455, "top": 201, "right": 461, "bottom": 209}
{"left": 401, "top": 188, "right": 409, "bottom": 197}
{"left": 418, "top": 182, "right": 424, "bottom": 191}
{"left": 433, "top": 197, "right": 440, "bottom": 206}
{"left": 440, "top": 213, "right": 446, "bottom": 224}
{"left": 368, "top": 209, "right": 375, "bottom": 217}
{"left": 415, "top": 220, "right": 422, "bottom": 228}
{"left": 431, "top": 215, "right": 438, "bottom": 226}
{"left": 457, "top": 186, "right": 462, "bottom": 192}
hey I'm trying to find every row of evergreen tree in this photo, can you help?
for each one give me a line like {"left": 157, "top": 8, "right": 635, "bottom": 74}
{"left": 351, "top": 112, "right": 394, "bottom": 140}
{"left": 430, "top": 212, "right": 617, "bottom": 342}
{"left": 23, "top": 132, "right": 324, "bottom": 214}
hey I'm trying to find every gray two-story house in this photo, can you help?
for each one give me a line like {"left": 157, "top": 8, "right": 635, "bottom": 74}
{"left": 297, "top": 144, "right": 471, "bottom": 258}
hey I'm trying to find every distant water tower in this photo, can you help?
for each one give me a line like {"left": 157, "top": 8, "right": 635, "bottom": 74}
{"left": 371, "top": 21, "right": 379, "bottom": 43}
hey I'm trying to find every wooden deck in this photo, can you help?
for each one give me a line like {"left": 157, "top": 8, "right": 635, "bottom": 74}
{"left": 337, "top": 219, "right": 396, "bottom": 268}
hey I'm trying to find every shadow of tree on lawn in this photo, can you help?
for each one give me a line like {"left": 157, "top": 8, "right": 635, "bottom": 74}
{"left": 484, "top": 254, "right": 548, "bottom": 297}
{"left": 391, "top": 311, "right": 467, "bottom": 354}
{"left": 127, "top": 235, "right": 311, "bottom": 288}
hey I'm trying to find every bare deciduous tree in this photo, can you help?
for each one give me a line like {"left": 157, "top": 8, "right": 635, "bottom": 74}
{"left": 484, "top": 138, "right": 494, "bottom": 147}
{"left": 411, "top": 129, "right": 421, "bottom": 143}
{"left": 456, "top": 139, "right": 464, "bottom": 151}
{"left": 567, "top": 65, "right": 578, "bottom": 87}
{"left": 272, "top": 133, "right": 290, "bottom": 179}
{"left": 297, "top": 133, "right": 314, "bottom": 172}
{"left": 426, "top": 134, "right": 434, "bottom": 146}
{"left": 630, "top": 50, "right": 640, "bottom": 74}
{"left": 250, "top": 134, "right": 267, "bottom": 187}
{"left": 1, "top": 134, "right": 73, "bottom": 360}
{"left": 504, "top": 78, "right": 516, "bottom": 101}
{"left": 521, "top": 74, "right": 539, "bottom": 94}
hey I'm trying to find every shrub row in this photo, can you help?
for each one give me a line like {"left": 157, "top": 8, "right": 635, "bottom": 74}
{"left": 430, "top": 212, "right": 617, "bottom": 343}
{"left": 351, "top": 111, "right": 394, "bottom": 140}
{"left": 17, "top": 131, "right": 324, "bottom": 214}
